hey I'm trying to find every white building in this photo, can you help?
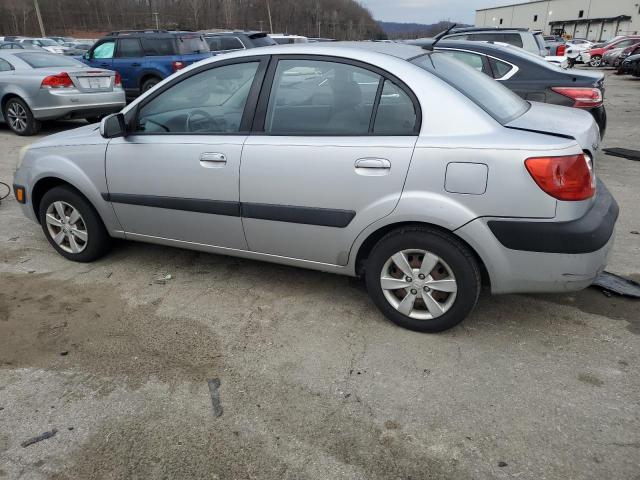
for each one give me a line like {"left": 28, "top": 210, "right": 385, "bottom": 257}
{"left": 475, "top": 0, "right": 640, "bottom": 41}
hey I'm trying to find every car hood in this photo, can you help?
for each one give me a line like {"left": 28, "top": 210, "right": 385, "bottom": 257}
{"left": 30, "top": 123, "right": 104, "bottom": 149}
{"left": 506, "top": 101, "right": 601, "bottom": 153}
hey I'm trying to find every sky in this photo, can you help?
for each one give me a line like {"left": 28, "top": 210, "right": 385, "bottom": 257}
{"left": 361, "top": 0, "right": 518, "bottom": 25}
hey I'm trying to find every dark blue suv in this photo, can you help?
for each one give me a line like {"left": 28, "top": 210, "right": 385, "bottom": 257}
{"left": 80, "top": 30, "right": 212, "bottom": 97}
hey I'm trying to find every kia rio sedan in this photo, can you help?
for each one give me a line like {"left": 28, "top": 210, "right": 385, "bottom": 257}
{"left": 13, "top": 42, "right": 618, "bottom": 332}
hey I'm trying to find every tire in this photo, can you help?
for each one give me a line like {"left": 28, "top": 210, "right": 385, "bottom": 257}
{"left": 38, "top": 186, "right": 111, "bottom": 262}
{"left": 364, "top": 226, "right": 481, "bottom": 333}
{"left": 141, "top": 77, "right": 161, "bottom": 93}
{"left": 4, "top": 97, "right": 41, "bottom": 136}
{"left": 567, "top": 58, "right": 576, "bottom": 68}
{"left": 589, "top": 55, "right": 602, "bottom": 67}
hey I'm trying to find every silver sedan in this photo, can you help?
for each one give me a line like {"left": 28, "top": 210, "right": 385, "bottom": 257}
{"left": 0, "top": 50, "right": 125, "bottom": 135}
{"left": 13, "top": 43, "right": 618, "bottom": 332}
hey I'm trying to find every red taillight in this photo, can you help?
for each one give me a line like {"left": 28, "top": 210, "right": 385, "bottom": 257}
{"left": 41, "top": 72, "right": 73, "bottom": 89}
{"left": 551, "top": 87, "right": 603, "bottom": 108}
{"left": 556, "top": 44, "right": 566, "bottom": 56}
{"left": 114, "top": 72, "right": 122, "bottom": 87}
{"left": 172, "top": 61, "right": 185, "bottom": 72}
{"left": 525, "top": 154, "right": 595, "bottom": 201}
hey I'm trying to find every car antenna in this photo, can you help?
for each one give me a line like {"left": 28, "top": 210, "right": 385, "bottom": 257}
{"left": 424, "top": 23, "right": 457, "bottom": 51}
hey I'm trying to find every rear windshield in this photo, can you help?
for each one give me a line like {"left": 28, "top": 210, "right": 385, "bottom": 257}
{"left": 177, "top": 35, "right": 210, "bottom": 54}
{"left": 411, "top": 52, "right": 529, "bottom": 124}
{"left": 14, "top": 52, "right": 85, "bottom": 68}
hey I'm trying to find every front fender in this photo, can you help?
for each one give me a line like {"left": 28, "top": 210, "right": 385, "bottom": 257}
{"left": 18, "top": 147, "right": 123, "bottom": 234}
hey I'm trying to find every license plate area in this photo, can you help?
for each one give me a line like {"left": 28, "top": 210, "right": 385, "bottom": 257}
{"left": 77, "top": 76, "right": 111, "bottom": 90}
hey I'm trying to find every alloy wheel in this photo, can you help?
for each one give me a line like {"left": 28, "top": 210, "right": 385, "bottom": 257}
{"left": 45, "top": 201, "right": 88, "bottom": 254}
{"left": 590, "top": 56, "right": 602, "bottom": 67}
{"left": 380, "top": 249, "right": 457, "bottom": 320}
{"left": 6, "top": 102, "right": 28, "bottom": 133}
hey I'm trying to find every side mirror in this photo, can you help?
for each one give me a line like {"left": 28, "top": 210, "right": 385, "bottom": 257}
{"left": 83, "top": 52, "right": 90, "bottom": 60}
{"left": 100, "top": 113, "right": 127, "bottom": 138}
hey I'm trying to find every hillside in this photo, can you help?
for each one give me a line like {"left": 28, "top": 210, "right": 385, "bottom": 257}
{"left": 378, "top": 20, "right": 472, "bottom": 39}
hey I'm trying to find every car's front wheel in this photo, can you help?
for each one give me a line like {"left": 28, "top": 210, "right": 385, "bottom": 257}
{"left": 589, "top": 55, "right": 602, "bottom": 67}
{"left": 365, "top": 227, "right": 481, "bottom": 333}
{"left": 38, "top": 186, "right": 111, "bottom": 262}
{"left": 4, "top": 97, "right": 41, "bottom": 136}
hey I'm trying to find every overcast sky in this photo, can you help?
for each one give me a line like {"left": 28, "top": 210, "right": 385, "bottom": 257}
{"left": 361, "top": 0, "right": 517, "bottom": 24}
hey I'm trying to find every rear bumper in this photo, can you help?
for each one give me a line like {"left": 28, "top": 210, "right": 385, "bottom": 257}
{"left": 455, "top": 180, "right": 618, "bottom": 294}
{"left": 31, "top": 89, "right": 126, "bottom": 120}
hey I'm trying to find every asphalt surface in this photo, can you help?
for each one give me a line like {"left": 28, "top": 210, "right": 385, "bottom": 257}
{"left": 0, "top": 69, "right": 639, "bottom": 480}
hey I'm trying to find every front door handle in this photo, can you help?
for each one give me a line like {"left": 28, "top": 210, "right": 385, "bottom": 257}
{"left": 131, "top": 62, "right": 141, "bottom": 67}
{"left": 200, "top": 152, "right": 227, "bottom": 168}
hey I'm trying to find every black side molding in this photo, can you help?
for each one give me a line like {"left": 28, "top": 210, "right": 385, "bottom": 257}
{"left": 488, "top": 180, "right": 618, "bottom": 254}
{"left": 102, "top": 193, "right": 356, "bottom": 228}
{"left": 242, "top": 202, "right": 355, "bottom": 228}
{"left": 102, "top": 193, "right": 241, "bottom": 217}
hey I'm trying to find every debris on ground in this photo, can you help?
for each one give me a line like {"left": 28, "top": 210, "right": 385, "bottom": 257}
{"left": 153, "top": 273, "right": 173, "bottom": 285}
{"left": 207, "top": 378, "right": 223, "bottom": 417}
{"left": 603, "top": 147, "right": 640, "bottom": 161}
{"left": 591, "top": 271, "right": 640, "bottom": 299}
{"left": 498, "top": 461, "right": 508, "bottom": 467}
{"left": 21, "top": 429, "right": 58, "bottom": 447}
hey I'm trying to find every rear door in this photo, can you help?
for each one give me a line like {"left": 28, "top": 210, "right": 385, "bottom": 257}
{"left": 240, "top": 56, "right": 420, "bottom": 265}
{"left": 113, "top": 37, "right": 144, "bottom": 89}
{"left": 105, "top": 57, "right": 268, "bottom": 249}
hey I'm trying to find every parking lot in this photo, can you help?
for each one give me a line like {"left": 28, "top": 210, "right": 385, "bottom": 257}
{"left": 0, "top": 68, "right": 639, "bottom": 479}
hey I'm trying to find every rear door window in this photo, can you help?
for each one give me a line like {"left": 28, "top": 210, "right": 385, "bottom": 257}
{"left": 220, "top": 37, "right": 244, "bottom": 51}
{"left": 141, "top": 38, "right": 176, "bottom": 56}
{"left": 502, "top": 33, "right": 524, "bottom": 48}
{"left": 176, "top": 35, "right": 210, "bottom": 54}
{"left": 116, "top": 38, "right": 143, "bottom": 58}
{"left": 264, "top": 59, "right": 381, "bottom": 135}
{"left": 373, "top": 80, "right": 417, "bottom": 135}
{"left": 440, "top": 50, "right": 489, "bottom": 74}
{"left": 0, "top": 59, "right": 12, "bottom": 71}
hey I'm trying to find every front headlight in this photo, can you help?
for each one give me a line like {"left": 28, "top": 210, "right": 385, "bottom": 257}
{"left": 16, "top": 145, "right": 30, "bottom": 171}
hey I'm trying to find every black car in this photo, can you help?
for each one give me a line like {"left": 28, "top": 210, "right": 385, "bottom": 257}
{"left": 408, "top": 39, "right": 607, "bottom": 136}
{"left": 204, "top": 31, "right": 276, "bottom": 53}
{"left": 619, "top": 53, "right": 640, "bottom": 76}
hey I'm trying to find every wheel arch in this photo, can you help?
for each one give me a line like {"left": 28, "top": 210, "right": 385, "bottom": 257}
{"left": 353, "top": 221, "right": 491, "bottom": 288}
{"left": 1, "top": 92, "right": 30, "bottom": 119}
{"left": 138, "top": 70, "right": 164, "bottom": 89}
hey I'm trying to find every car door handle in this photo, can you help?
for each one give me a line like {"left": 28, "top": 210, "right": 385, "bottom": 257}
{"left": 200, "top": 152, "right": 227, "bottom": 168}
{"left": 131, "top": 63, "right": 141, "bottom": 67}
{"left": 355, "top": 158, "right": 391, "bottom": 169}
{"left": 100, "top": 63, "right": 110, "bottom": 67}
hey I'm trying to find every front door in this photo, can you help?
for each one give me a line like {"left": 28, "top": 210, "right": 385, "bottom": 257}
{"left": 86, "top": 39, "right": 115, "bottom": 70}
{"left": 241, "top": 57, "right": 420, "bottom": 265}
{"left": 106, "top": 58, "right": 266, "bottom": 249}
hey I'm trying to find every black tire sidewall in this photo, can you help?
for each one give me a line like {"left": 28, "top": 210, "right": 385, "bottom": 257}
{"left": 4, "top": 98, "right": 41, "bottom": 136}
{"left": 38, "top": 186, "right": 110, "bottom": 263}
{"left": 365, "top": 229, "right": 480, "bottom": 333}
{"left": 142, "top": 78, "right": 160, "bottom": 92}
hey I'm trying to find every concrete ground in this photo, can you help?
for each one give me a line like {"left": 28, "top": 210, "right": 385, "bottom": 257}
{"left": 0, "top": 69, "right": 639, "bottom": 480}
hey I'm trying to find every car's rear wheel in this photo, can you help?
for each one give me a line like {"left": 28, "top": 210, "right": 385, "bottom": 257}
{"left": 4, "top": 98, "right": 41, "bottom": 136}
{"left": 38, "top": 186, "right": 111, "bottom": 262}
{"left": 141, "top": 77, "right": 161, "bottom": 93}
{"left": 365, "top": 227, "right": 481, "bottom": 333}
{"left": 589, "top": 55, "right": 602, "bottom": 67}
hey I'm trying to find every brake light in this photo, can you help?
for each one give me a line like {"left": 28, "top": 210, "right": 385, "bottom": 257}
{"left": 114, "top": 72, "right": 122, "bottom": 87}
{"left": 556, "top": 44, "right": 566, "bottom": 56}
{"left": 551, "top": 87, "right": 603, "bottom": 108}
{"left": 525, "top": 154, "right": 595, "bottom": 201}
{"left": 41, "top": 72, "right": 73, "bottom": 88}
{"left": 172, "top": 61, "right": 185, "bottom": 72}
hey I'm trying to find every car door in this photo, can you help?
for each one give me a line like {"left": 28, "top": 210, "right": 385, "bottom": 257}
{"left": 86, "top": 39, "right": 115, "bottom": 70}
{"left": 105, "top": 57, "right": 267, "bottom": 249}
{"left": 240, "top": 56, "right": 420, "bottom": 265}
{"left": 113, "top": 38, "right": 143, "bottom": 90}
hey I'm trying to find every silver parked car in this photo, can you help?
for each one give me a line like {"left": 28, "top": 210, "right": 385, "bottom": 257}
{"left": 13, "top": 43, "right": 618, "bottom": 332}
{"left": 0, "top": 51, "right": 125, "bottom": 135}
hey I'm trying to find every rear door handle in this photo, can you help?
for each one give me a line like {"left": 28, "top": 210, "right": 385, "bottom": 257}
{"left": 200, "top": 152, "right": 227, "bottom": 168}
{"left": 355, "top": 158, "right": 391, "bottom": 169}
{"left": 131, "top": 63, "right": 141, "bottom": 67}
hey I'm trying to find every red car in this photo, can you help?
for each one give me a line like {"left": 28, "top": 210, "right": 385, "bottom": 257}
{"left": 585, "top": 36, "right": 640, "bottom": 67}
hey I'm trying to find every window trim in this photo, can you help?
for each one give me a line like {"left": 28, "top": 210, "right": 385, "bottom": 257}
{"left": 436, "top": 47, "right": 519, "bottom": 81}
{"left": 128, "top": 55, "right": 270, "bottom": 136}
{"left": 251, "top": 54, "right": 422, "bottom": 137}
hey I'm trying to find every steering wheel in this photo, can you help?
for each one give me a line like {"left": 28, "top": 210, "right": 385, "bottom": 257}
{"left": 185, "top": 109, "right": 224, "bottom": 133}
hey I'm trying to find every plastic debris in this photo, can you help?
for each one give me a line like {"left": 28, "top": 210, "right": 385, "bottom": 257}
{"left": 591, "top": 271, "right": 640, "bottom": 299}
{"left": 21, "top": 429, "right": 58, "bottom": 448}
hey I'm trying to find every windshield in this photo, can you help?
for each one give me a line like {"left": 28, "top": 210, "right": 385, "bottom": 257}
{"left": 177, "top": 35, "right": 210, "bottom": 54}
{"left": 15, "top": 52, "right": 85, "bottom": 68}
{"left": 411, "top": 52, "right": 529, "bottom": 124}
{"left": 38, "top": 39, "right": 59, "bottom": 46}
